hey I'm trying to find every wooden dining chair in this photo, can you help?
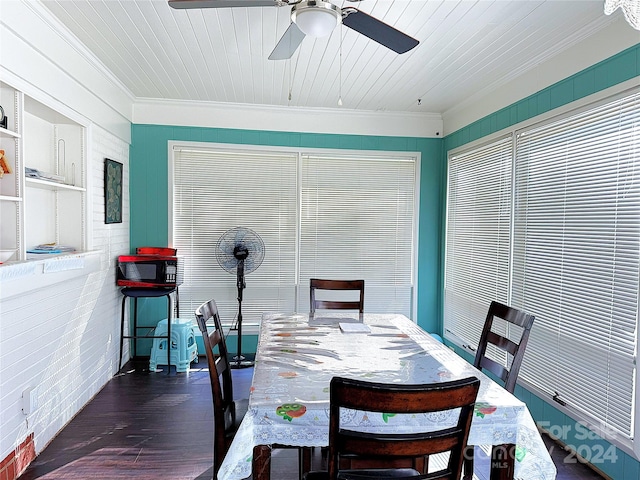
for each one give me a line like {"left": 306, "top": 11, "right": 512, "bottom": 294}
{"left": 195, "top": 299, "right": 249, "bottom": 478}
{"left": 310, "top": 279, "right": 365, "bottom": 319}
{"left": 474, "top": 300, "right": 535, "bottom": 394}
{"left": 464, "top": 300, "right": 535, "bottom": 480}
{"left": 303, "top": 375, "right": 481, "bottom": 480}
{"left": 195, "top": 299, "right": 312, "bottom": 479}
{"left": 309, "top": 279, "right": 366, "bottom": 463}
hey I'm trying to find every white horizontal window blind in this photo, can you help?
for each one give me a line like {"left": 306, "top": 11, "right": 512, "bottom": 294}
{"left": 512, "top": 91, "right": 640, "bottom": 440}
{"left": 172, "top": 146, "right": 418, "bottom": 327}
{"left": 299, "top": 154, "right": 417, "bottom": 317}
{"left": 445, "top": 89, "right": 640, "bottom": 444}
{"left": 444, "top": 137, "right": 512, "bottom": 349}
{"left": 172, "top": 147, "right": 298, "bottom": 326}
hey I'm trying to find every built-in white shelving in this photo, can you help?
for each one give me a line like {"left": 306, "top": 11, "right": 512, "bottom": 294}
{"left": 0, "top": 80, "right": 87, "bottom": 264}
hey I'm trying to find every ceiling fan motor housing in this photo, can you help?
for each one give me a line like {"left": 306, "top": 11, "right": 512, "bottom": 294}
{"left": 291, "top": 0, "right": 342, "bottom": 37}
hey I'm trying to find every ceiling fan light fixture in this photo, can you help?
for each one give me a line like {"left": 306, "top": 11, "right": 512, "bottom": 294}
{"left": 292, "top": 1, "right": 341, "bottom": 38}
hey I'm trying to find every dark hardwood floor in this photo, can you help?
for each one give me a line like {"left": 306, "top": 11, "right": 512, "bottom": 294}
{"left": 19, "top": 357, "right": 604, "bottom": 480}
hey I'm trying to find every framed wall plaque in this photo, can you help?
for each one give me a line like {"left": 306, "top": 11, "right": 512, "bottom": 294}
{"left": 104, "top": 158, "right": 123, "bottom": 224}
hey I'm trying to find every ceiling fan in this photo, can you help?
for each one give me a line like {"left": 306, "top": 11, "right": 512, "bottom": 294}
{"left": 168, "top": 0, "right": 419, "bottom": 60}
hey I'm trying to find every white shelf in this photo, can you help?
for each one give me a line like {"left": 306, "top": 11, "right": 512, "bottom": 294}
{"left": 26, "top": 177, "right": 85, "bottom": 192}
{"left": 0, "top": 195, "right": 22, "bottom": 202}
{"left": 0, "top": 126, "right": 21, "bottom": 139}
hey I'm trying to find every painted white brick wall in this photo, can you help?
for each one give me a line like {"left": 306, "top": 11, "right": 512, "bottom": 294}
{"left": 0, "top": 125, "right": 129, "bottom": 460}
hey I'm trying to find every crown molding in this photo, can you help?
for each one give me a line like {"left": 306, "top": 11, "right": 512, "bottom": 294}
{"left": 133, "top": 97, "right": 443, "bottom": 138}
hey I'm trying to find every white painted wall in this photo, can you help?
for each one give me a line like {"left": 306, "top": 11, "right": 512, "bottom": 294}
{"left": 0, "top": 0, "right": 131, "bottom": 465}
{"left": 0, "top": 125, "right": 130, "bottom": 464}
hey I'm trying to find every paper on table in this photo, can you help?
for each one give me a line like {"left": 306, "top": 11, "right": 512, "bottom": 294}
{"left": 309, "top": 316, "right": 359, "bottom": 326}
{"left": 339, "top": 322, "right": 371, "bottom": 333}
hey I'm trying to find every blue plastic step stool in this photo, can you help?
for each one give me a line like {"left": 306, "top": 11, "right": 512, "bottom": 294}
{"left": 149, "top": 318, "right": 198, "bottom": 373}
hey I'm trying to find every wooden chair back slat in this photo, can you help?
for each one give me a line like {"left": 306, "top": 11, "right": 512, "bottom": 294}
{"left": 310, "top": 279, "right": 365, "bottom": 319}
{"left": 464, "top": 304, "right": 534, "bottom": 480}
{"left": 325, "top": 376, "right": 480, "bottom": 480}
{"left": 474, "top": 300, "right": 535, "bottom": 393}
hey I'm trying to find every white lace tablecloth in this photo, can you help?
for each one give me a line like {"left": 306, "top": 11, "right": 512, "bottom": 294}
{"left": 218, "top": 313, "right": 556, "bottom": 480}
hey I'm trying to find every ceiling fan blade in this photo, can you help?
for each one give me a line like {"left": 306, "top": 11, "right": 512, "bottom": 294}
{"left": 168, "top": 0, "right": 276, "bottom": 9}
{"left": 268, "top": 22, "right": 306, "bottom": 60}
{"left": 342, "top": 9, "right": 418, "bottom": 54}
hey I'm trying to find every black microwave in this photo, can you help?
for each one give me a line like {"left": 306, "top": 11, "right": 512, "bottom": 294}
{"left": 117, "top": 254, "right": 183, "bottom": 288}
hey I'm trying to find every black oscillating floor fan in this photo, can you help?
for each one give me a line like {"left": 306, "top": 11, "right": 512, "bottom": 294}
{"left": 215, "top": 227, "right": 265, "bottom": 368}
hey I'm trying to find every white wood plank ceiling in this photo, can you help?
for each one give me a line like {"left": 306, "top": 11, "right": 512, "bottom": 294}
{"left": 40, "top": 0, "right": 622, "bottom": 114}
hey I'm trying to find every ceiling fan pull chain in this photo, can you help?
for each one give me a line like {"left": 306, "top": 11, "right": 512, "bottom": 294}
{"left": 288, "top": 57, "right": 293, "bottom": 102}
{"left": 338, "top": 22, "right": 343, "bottom": 106}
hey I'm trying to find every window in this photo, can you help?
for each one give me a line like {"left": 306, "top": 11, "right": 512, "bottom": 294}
{"left": 299, "top": 154, "right": 416, "bottom": 314}
{"left": 171, "top": 144, "right": 418, "bottom": 329}
{"left": 444, "top": 89, "right": 640, "bottom": 447}
{"left": 444, "top": 136, "right": 513, "bottom": 348}
{"left": 171, "top": 147, "right": 298, "bottom": 327}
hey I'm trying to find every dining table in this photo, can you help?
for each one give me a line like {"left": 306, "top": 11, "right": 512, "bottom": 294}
{"left": 217, "top": 312, "right": 557, "bottom": 480}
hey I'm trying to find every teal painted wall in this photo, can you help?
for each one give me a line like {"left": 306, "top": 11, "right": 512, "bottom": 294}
{"left": 442, "top": 43, "right": 640, "bottom": 479}
{"left": 129, "top": 126, "right": 444, "bottom": 352}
